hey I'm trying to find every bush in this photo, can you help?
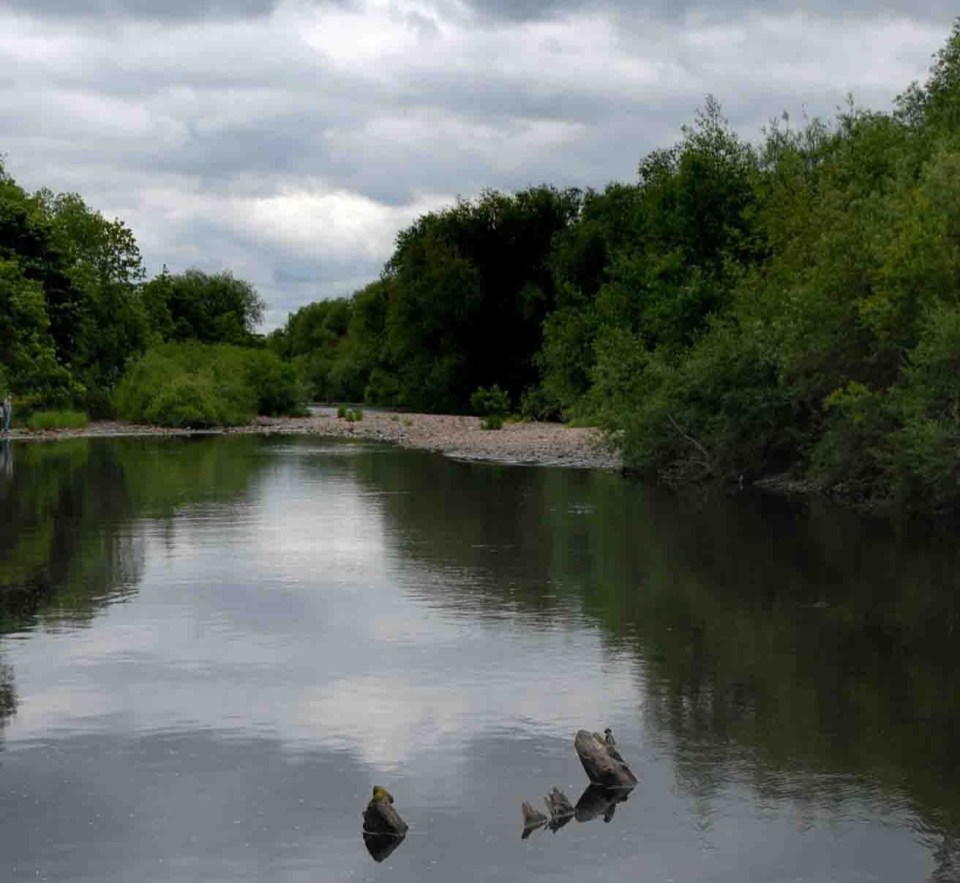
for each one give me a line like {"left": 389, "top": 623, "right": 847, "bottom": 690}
{"left": 114, "top": 342, "right": 304, "bottom": 428}
{"left": 143, "top": 374, "right": 249, "bottom": 428}
{"left": 25, "top": 410, "right": 90, "bottom": 430}
{"left": 243, "top": 349, "right": 306, "bottom": 416}
{"left": 810, "top": 382, "right": 888, "bottom": 494}
{"left": 337, "top": 406, "right": 363, "bottom": 422}
{"left": 519, "top": 386, "right": 563, "bottom": 422}
{"left": 470, "top": 384, "right": 510, "bottom": 418}
{"left": 480, "top": 414, "right": 504, "bottom": 430}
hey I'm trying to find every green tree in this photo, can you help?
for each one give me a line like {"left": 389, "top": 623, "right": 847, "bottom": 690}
{"left": 142, "top": 269, "right": 264, "bottom": 346}
{"left": 380, "top": 186, "right": 581, "bottom": 410}
{"left": 41, "top": 191, "right": 149, "bottom": 408}
{"left": 114, "top": 342, "right": 303, "bottom": 428}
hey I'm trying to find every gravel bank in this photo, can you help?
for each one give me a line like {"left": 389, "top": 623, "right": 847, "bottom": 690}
{"left": 5, "top": 409, "right": 621, "bottom": 470}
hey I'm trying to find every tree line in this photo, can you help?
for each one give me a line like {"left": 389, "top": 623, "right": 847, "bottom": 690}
{"left": 268, "top": 22, "right": 960, "bottom": 508}
{"left": 5, "top": 22, "right": 960, "bottom": 506}
{"left": 0, "top": 166, "right": 300, "bottom": 425}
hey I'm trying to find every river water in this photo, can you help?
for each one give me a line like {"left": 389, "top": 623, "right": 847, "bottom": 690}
{"left": 0, "top": 435, "right": 958, "bottom": 882}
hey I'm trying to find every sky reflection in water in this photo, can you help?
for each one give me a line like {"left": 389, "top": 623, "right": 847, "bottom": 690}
{"left": 0, "top": 436, "right": 957, "bottom": 882}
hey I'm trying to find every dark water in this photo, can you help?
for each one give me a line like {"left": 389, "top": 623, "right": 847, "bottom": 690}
{"left": 1, "top": 435, "right": 959, "bottom": 882}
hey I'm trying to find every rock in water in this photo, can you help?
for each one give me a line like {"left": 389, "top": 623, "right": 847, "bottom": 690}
{"left": 545, "top": 787, "right": 575, "bottom": 821}
{"left": 362, "top": 786, "right": 408, "bottom": 837}
{"left": 603, "top": 727, "right": 628, "bottom": 766}
{"left": 574, "top": 729, "right": 637, "bottom": 788}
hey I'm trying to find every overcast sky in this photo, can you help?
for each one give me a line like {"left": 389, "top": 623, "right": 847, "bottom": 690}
{"left": 1, "top": 1, "right": 955, "bottom": 329}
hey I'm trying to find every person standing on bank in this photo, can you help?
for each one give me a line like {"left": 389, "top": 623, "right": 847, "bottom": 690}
{"left": 1, "top": 394, "right": 11, "bottom": 434}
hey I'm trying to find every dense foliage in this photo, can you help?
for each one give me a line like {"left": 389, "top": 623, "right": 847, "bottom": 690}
{"left": 0, "top": 160, "right": 300, "bottom": 424}
{"left": 269, "top": 187, "right": 581, "bottom": 412}
{"left": 114, "top": 343, "right": 301, "bottom": 428}
{"left": 272, "top": 22, "right": 960, "bottom": 509}
{"left": 142, "top": 267, "right": 264, "bottom": 346}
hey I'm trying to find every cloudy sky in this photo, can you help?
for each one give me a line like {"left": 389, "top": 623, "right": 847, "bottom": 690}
{"left": 1, "top": 1, "right": 955, "bottom": 329}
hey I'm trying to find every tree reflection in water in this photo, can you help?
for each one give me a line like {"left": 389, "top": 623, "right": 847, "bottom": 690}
{"left": 347, "top": 448, "right": 960, "bottom": 860}
{"left": 0, "top": 662, "right": 15, "bottom": 737}
{"left": 1, "top": 437, "right": 960, "bottom": 881}
{"left": 0, "top": 440, "right": 12, "bottom": 479}
{"left": 0, "top": 436, "right": 265, "bottom": 744}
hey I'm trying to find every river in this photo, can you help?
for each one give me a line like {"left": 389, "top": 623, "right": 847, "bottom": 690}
{"left": 0, "top": 435, "right": 958, "bottom": 882}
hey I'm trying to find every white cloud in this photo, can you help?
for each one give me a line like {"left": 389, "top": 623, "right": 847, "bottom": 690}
{"left": 239, "top": 187, "right": 449, "bottom": 258}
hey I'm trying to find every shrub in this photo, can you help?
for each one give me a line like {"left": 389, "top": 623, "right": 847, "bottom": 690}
{"left": 810, "top": 382, "right": 888, "bottom": 494}
{"left": 142, "top": 374, "right": 249, "bottom": 428}
{"left": 337, "top": 406, "right": 363, "bottom": 422}
{"left": 243, "top": 349, "right": 306, "bottom": 416}
{"left": 114, "top": 342, "right": 303, "bottom": 428}
{"left": 25, "top": 410, "right": 90, "bottom": 430}
{"left": 470, "top": 384, "right": 510, "bottom": 418}
{"left": 519, "top": 386, "right": 563, "bottom": 422}
{"left": 480, "top": 414, "right": 504, "bottom": 430}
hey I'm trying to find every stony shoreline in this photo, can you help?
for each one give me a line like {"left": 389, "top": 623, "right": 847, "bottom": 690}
{"left": 3, "top": 408, "right": 622, "bottom": 471}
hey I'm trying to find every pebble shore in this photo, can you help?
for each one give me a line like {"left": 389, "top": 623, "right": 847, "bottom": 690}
{"left": 5, "top": 408, "right": 621, "bottom": 471}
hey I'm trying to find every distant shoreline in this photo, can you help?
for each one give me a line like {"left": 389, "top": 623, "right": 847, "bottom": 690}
{"left": 3, "top": 410, "right": 621, "bottom": 471}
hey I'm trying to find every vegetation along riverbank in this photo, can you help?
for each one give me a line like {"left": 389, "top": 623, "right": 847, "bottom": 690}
{"left": 5, "top": 23, "right": 960, "bottom": 509}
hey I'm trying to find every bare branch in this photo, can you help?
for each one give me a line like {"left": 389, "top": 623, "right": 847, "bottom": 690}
{"left": 666, "top": 413, "right": 714, "bottom": 472}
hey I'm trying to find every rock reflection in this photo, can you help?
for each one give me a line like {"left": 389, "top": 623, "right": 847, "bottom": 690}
{"left": 520, "top": 800, "right": 549, "bottom": 838}
{"left": 363, "top": 831, "right": 407, "bottom": 863}
{"left": 545, "top": 786, "right": 576, "bottom": 830}
{"left": 522, "top": 783, "right": 633, "bottom": 839}
{"left": 574, "top": 783, "right": 632, "bottom": 824}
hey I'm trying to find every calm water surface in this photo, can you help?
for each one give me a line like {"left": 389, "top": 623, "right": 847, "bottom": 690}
{"left": 0, "top": 435, "right": 959, "bottom": 882}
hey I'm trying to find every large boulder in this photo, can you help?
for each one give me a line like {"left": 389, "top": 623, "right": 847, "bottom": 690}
{"left": 574, "top": 729, "right": 637, "bottom": 789}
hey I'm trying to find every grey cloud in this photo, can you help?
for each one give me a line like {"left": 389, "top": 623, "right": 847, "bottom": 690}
{"left": 0, "top": 0, "right": 353, "bottom": 21}
{"left": 467, "top": 0, "right": 957, "bottom": 23}
{"left": 2, "top": 0, "right": 281, "bottom": 20}
{"left": 12, "top": 0, "right": 954, "bottom": 25}
{"left": 140, "top": 213, "right": 385, "bottom": 326}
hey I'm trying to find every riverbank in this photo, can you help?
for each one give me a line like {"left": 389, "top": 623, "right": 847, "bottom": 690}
{"left": 2, "top": 409, "right": 621, "bottom": 470}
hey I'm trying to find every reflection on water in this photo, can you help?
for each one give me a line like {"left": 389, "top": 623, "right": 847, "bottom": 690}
{"left": 0, "top": 436, "right": 958, "bottom": 881}
{"left": 0, "top": 661, "right": 14, "bottom": 734}
{"left": 0, "top": 439, "right": 12, "bottom": 478}
{"left": 363, "top": 830, "right": 407, "bottom": 863}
